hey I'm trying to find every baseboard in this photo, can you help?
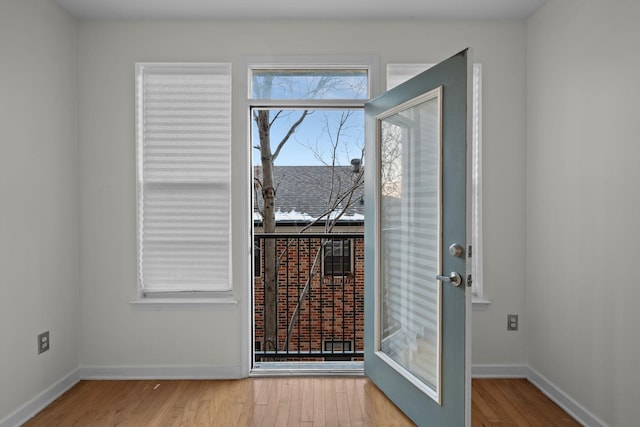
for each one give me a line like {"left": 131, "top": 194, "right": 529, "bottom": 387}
{"left": 78, "top": 364, "right": 243, "bottom": 380}
{"left": 527, "top": 366, "right": 607, "bottom": 427}
{"left": 0, "top": 369, "right": 80, "bottom": 427}
{"left": 472, "top": 364, "right": 528, "bottom": 378}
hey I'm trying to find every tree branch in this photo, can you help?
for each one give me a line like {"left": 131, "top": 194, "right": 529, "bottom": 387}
{"left": 272, "top": 110, "right": 309, "bottom": 162}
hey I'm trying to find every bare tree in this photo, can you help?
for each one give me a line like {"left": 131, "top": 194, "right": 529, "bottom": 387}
{"left": 253, "top": 108, "right": 309, "bottom": 351}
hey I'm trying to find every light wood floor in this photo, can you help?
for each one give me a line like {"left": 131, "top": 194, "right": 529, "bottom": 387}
{"left": 24, "top": 377, "right": 580, "bottom": 426}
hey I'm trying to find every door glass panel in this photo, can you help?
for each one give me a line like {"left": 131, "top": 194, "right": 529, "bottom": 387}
{"left": 378, "top": 88, "right": 442, "bottom": 401}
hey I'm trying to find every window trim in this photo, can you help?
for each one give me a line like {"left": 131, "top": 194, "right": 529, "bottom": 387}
{"left": 243, "top": 56, "right": 379, "bottom": 375}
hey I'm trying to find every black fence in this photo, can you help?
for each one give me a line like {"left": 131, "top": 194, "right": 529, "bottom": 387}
{"left": 253, "top": 233, "right": 365, "bottom": 362}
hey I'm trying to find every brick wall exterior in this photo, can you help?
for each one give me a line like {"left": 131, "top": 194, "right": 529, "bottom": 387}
{"left": 253, "top": 234, "right": 364, "bottom": 361}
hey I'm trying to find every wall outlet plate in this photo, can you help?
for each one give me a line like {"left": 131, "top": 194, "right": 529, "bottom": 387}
{"left": 507, "top": 314, "right": 519, "bottom": 331}
{"left": 38, "top": 331, "right": 50, "bottom": 354}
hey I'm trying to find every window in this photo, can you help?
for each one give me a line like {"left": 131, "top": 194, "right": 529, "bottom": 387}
{"left": 323, "top": 239, "right": 353, "bottom": 276}
{"left": 135, "top": 63, "right": 232, "bottom": 298}
{"left": 324, "top": 340, "right": 353, "bottom": 352}
{"left": 387, "top": 64, "right": 486, "bottom": 304}
{"left": 251, "top": 68, "right": 368, "bottom": 100}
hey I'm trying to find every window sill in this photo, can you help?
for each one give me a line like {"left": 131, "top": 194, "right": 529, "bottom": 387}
{"left": 472, "top": 298, "right": 491, "bottom": 311}
{"left": 130, "top": 297, "right": 238, "bottom": 309}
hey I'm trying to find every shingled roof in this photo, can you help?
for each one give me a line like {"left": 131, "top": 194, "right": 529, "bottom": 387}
{"left": 254, "top": 165, "right": 364, "bottom": 224}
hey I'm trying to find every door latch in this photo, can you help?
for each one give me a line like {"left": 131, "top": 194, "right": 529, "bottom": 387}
{"left": 436, "top": 272, "right": 463, "bottom": 287}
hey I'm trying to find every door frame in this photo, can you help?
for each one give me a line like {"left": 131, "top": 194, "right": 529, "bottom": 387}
{"left": 239, "top": 55, "right": 380, "bottom": 376}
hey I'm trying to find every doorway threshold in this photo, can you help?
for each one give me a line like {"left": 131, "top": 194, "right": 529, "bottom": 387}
{"left": 251, "top": 361, "right": 364, "bottom": 377}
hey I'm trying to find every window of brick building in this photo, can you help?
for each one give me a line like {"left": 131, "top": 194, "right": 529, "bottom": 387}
{"left": 322, "top": 238, "right": 353, "bottom": 276}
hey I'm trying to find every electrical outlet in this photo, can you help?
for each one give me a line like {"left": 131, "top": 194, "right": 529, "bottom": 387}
{"left": 507, "top": 314, "right": 519, "bottom": 331}
{"left": 38, "top": 331, "right": 50, "bottom": 354}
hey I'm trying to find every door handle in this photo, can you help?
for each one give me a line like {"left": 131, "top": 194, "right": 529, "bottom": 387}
{"left": 436, "top": 272, "right": 463, "bottom": 287}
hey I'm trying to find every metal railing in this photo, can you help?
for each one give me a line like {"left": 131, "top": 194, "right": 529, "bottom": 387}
{"left": 253, "top": 233, "right": 364, "bottom": 362}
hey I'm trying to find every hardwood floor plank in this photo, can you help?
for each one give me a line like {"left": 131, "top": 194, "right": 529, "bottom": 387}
{"left": 323, "top": 378, "right": 340, "bottom": 427}
{"left": 335, "top": 390, "right": 351, "bottom": 426}
{"left": 70, "top": 381, "right": 138, "bottom": 426}
{"left": 354, "top": 377, "right": 375, "bottom": 425}
{"left": 496, "top": 379, "right": 543, "bottom": 425}
{"left": 192, "top": 399, "right": 213, "bottom": 426}
{"left": 104, "top": 381, "right": 149, "bottom": 426}
{"left": 229, "top": 379, "right": 252, "bottom": 404}
{"left": 472, "top": 379, "right": 502, "bottom": 423}
{"left": 274, "top": 380, "right": 293, "bottom": 426}
{"left": 287, "top": 378, "right": 304, "bottom": 426}
{"left": 237, "top": 399, "right": 266, "bottom": 427}
{"left": 312, "top": 377, "right": 326, "bottom": 426}
{"left": 156, "top": 405, "right": 184, "bottom": 427}
{"left": 179, "top": 384, "right": 208, "bottom": 426}
{"left": 344, "top": 378, "right": 365, "bottom": 426}
{"left": 361, "top": 379, "right": 413, "bottom": 426}
{"left": 23, "top": 377, "right": 580, "bottom": 427}
{"left": 335, "top": 377, "right": 348, "bottom": 393}
{"left": 254, "top": 377, "right": 272, "bottom": 406}
{"left": 358, "top": 379, "right": 385, "bottom": 426}
{"left": 261, "top": 379, "right": 281, "bottom": 427}
{"left": 150, "top": 382, "right": 190, "bottom": 427}
{"left": 299, "top": 377, "right": 314, "bottom": 422}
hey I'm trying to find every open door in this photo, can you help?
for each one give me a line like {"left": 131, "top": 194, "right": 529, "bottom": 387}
{"left": 364, "top": 49, "right": 472, "bottom": 426}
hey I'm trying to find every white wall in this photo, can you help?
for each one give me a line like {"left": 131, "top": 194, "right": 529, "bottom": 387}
{"left": 76, "top": 19, "right": 528, "bottom": 370}
{"left": 526, "top": 1, "right": 640, "bottom": 425}
{"left": 0, "top": 0, "right": 79, "bottom": 422}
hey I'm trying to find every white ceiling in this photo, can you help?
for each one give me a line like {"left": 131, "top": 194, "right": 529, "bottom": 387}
{"left": 54, "top": 0, "right": 546, "bottom": 20}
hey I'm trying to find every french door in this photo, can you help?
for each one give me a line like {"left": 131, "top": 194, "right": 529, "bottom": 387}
{"left": 364, "top": 49, "right": 472, "bottom": 425}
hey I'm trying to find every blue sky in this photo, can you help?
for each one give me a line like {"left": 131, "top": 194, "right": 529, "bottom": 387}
{"left": 251, "top": 109, "right": 364, "bottom": 166}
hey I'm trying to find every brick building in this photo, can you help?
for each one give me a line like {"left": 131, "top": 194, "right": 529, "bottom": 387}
{"left": 253, "top": 165, "right": 365, "bottom": 362}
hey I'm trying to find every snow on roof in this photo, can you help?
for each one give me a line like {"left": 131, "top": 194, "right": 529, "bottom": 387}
{"left": 253, "top": 209, "right": 364, "bottom": 223}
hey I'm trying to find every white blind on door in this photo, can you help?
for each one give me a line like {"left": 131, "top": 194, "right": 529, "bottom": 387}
{"left": 379, "top": 92, "right": 441, "bottom": 392}
{"left": 136, "top": 63, "right": 232, "bottom": 293}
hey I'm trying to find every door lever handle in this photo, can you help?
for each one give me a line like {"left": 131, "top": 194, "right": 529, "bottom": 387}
{"left": 436, "top": 272, "right": 463, "bottom": 287}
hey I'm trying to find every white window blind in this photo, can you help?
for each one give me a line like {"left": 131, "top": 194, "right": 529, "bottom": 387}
{"left": 387, "top": 64, "right": 484, "bottom": 301}
{"left": 136, "top": 63, "right": 232, "bottom": 294}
